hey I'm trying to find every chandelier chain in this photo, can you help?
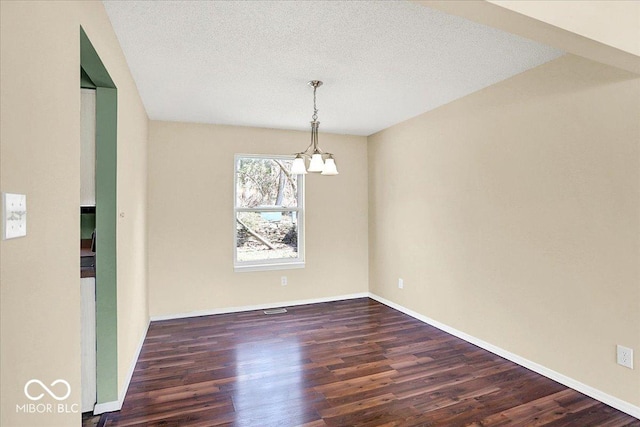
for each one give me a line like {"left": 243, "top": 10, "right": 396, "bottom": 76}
{"left": 312, "top": 84, "right": 318, "bottom": 122}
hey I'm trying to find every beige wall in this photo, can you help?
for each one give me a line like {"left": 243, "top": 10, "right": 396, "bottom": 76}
{"left": 0, "top": 1, "right": 148, "bottom": 425}
{"left": 419, "top": 0, "right": 640, "bottom": 74}
{"left": 368, "top": 54, "right": 640, "bottom": 407}
{"left": 148, "top": 121, "right": 368, "bottom": 317}
{"left": 489, "top": 1, "right": 640, "bottom": 57}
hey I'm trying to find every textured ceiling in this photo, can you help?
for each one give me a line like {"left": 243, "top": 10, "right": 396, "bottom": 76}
{"left": 102, "top": 0, "right": 563, "bottom": 136}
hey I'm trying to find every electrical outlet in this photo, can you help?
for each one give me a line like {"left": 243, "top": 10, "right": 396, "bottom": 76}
{"left": 617, "top": 345, "right": 633, "bottom": 369}
{"left": 281, "top": 276, "right": 287, "bottom": 286}
{"left": 398, "top": 278, "right": 403, "bottom": 289}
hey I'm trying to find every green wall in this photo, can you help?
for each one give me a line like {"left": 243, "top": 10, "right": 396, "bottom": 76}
{"left": 81, "top": 213, "right": 95, "bottom": 239}
{"left": 80, "top": 27, "right": 119, "bottom": 404}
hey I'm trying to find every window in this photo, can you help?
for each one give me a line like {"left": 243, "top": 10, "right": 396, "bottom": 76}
{"left": 234, "top": 154, "right": 304, "bottom": 271}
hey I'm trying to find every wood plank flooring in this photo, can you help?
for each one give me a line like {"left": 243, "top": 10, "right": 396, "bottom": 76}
{"left": 100, "top": 298, "right": 639, "bottom": 426}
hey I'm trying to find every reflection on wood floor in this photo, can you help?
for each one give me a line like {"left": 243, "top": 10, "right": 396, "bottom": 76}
{"left": 99, "top": 298, "right": 639, "bottom": 426}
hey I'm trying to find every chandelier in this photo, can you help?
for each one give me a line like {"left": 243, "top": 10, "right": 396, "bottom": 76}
{"left": 291, "top": 80, "right": 339, "bottom": 176}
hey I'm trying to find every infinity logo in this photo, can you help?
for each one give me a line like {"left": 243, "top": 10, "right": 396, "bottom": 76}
{"left": 24, "top": 379, "right": 71, "bottom": 401}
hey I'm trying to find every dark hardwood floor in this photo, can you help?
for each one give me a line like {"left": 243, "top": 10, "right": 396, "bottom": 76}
{"left": 98, "top": 298, "right": 639, "bottom": 426}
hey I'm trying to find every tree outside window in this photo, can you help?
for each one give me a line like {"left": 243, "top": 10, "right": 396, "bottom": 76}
{"left": 234, "top": 155, "right": 304, "bottom": 271}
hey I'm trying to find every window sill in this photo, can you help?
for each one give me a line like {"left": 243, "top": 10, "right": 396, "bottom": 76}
{"left": 234, "top": 262, "right": 305, "bottom": 273}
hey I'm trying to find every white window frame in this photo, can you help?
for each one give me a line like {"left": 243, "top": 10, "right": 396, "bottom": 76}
{"left": 234, "top": 154, "right": 305, "bottom": 272}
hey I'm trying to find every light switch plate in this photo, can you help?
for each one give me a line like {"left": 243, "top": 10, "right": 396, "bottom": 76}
{"left": 3, "top": 193, "right": 27, "bottom": 239}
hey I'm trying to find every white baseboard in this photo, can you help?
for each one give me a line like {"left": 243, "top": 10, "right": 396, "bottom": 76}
{"left": 150, "top": 292, "right": 370, "bottom": 321}
{"left": 93, "top": 399, "right": 119, "bottom": 415}
{"left": 93, "top": 320, "right": 151, "bottom": 415}
{"left": 368, "top": 293, "right": 640, "bottom": 420}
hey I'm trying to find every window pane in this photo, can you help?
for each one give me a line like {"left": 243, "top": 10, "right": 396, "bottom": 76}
{"left": 236, "top": 158, "right": 299, "bottom": 208}
{"left": 236, "top": 211, "right": 299, "bottom": 263}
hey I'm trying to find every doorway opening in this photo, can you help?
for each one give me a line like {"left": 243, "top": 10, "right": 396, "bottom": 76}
{"left": 80, "top": 27, "right": 118, "bottom": 411}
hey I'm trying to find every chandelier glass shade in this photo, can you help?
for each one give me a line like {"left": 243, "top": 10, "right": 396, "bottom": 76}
{"left": 291, "top": 80, "right": 339, "bottom": 176}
